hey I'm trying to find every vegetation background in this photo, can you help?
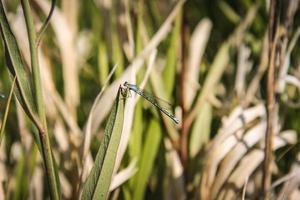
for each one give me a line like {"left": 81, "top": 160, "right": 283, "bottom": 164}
{"left": 0, "top": 0, "right": 299, "bottom": 199}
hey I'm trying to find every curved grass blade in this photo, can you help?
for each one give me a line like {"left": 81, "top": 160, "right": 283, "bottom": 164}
{"left": 0, "top": 77, "right": 16, "bottom": 145}
{"left": 36, "top": 0, "right": 56, "bottom": 46}
{"left": 81, "top": 86, "right": 126, "bottom": 200}
{"left": 0, "top": 2, "right": 41, "bottom": 130}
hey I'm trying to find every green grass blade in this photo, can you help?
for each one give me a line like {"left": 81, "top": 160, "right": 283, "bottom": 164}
{"left": 189, "top": 101, "right": 212, "bottom": 158}
{"left": 128, "top": 101, "right": 143, "bottom": 162}
{"left": 36, "top": 0, "right": 56, "bottom": 45}
{"left": 0, "top": 76, "right": 15, "bottom": 145}
{"left": 132, "top": 119, "right": 162, "bottom": 200}
{"left": 12, "top": 153, "right": 27, "bottom": 200}
{"left": 81, "top": 86, "right": 126, "bottom": 200}
{"left": 112, "top": 32, "right": 124, "bottom": 78}
{"left": 0, "top": 2, "right": 41, "bottom": 128}
{"left": 163, "top": 10, "right": 181, "bottom": 98}
{"left": 98, "top": 41, "right": 109, "bottom": 85}
{"left": 218, "top": 1, "right": 240, "bottom": 24}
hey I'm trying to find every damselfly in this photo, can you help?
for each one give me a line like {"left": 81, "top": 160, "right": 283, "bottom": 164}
{"left": 123, "top": 82, "right": 179, "bottom": 124}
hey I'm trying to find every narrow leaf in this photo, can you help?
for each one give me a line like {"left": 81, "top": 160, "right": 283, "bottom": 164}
{"left": 189, "top": 101, "right": 212, "bottom": 158}
{"left": 0, "top": 76, "right": 15, "bottom": 145}
{"left": 0, "top": 2, "right": 39, "bottom": 127}
{"left": 163, "top": 10, "right": 181, "bottom": 98}
{"left": 81, "top": 86, "right": 126, "bottom": 200}
{"left": 132, "top": 119, "right": 162, "bottom": 200}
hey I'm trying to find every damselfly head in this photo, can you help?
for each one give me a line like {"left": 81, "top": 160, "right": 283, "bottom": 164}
{"left": 124, "top": 81, "right": 128, "bottom": 87}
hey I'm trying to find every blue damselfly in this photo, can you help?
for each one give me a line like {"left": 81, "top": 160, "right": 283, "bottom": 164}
{"left": 123, "top": 82, "right": 179, "bottom": 124}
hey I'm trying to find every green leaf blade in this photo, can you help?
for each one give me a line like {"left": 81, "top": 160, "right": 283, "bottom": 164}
{"left": 0, "top": 2, "right": 37, "bottom": 123}
{"left": 132, "top": 119, "right": 162, "bottom": 200}
{"left": 81, "top": 86, "right": 126, "bottom": 200}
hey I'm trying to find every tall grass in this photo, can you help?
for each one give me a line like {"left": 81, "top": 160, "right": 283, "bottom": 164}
{"left": 0, "top": 0, "right": 299, "bottom": 199}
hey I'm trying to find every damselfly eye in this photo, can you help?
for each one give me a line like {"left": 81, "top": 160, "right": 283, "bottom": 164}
{"left": 124, "top": 81, "right": 128, "bottom": 86}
